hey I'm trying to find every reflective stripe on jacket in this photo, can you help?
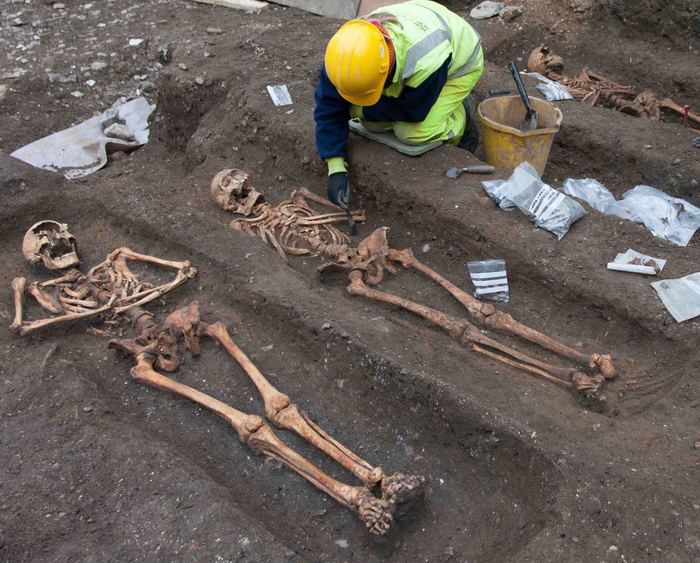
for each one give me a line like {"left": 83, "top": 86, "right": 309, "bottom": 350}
{"left": 372, "top": 0, "right": 483, "bottom": 98}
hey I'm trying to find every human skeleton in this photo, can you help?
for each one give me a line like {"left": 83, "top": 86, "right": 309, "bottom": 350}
{"left": 527, "top": 45, "right": 700, "bottom": 128}
{"left": 9, "top": 223, "right": 424, "bottom": 535}
{"left": 212, "top": 169, "right": 617, "bottom": 399}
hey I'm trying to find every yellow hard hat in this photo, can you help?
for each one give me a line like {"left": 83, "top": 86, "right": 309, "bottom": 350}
{"left": 324, "top": 19, "right": 390, "bottom": 106}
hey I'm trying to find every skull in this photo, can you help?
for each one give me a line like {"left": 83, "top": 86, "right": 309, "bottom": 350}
{"left": 527, "top": 45, "right": 564, "bottom": 75}
{"left": 211, "top": 168, "right": 265, "bottom": 216}
{"left": 22, "top": 220, "right": 79, "bottom": 270}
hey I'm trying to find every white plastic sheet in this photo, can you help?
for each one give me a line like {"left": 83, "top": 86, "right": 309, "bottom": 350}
{"left": 521, "top": 71, "right": 574, "bottom": 102}
{"left": 563, "top": 179, "right": 700, "bottom": 247}
{"left": 10, "top": 97, "right": 154, "bottom": 180}
{"left": 483, "top": 162, "right": 586, "bottom": 240}
{"left": 651, "top": 272, "right": 700, "bottom": 323}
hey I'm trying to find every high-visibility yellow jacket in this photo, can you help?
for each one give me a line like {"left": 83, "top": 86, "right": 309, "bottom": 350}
{"left": 314, "top": 0, "right": 482, "bottom": 160}
{"left": 380, "top": 0, "right": 483, "bottom": 99}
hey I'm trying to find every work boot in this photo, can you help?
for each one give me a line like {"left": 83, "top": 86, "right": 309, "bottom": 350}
{"left": 457, "top": 94, "right": 480, "bottom": 153}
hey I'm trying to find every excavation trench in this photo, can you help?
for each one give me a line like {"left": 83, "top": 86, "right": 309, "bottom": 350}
{"left": 0, "top": 181, "right": 556, "bottom": 561}
{"left": 147, "top": 55, "right": 697, "bottom": 418}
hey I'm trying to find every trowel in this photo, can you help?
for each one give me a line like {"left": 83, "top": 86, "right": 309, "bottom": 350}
{"left": 509, "top": 61, "right": 539, "bottom": 131}
{"left": 445, "top": 165, "right": 495, "bottom": 179}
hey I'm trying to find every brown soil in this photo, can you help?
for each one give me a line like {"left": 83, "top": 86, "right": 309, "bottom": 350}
{"left": 1, "top": 1, "right": 700, "bottom": 561}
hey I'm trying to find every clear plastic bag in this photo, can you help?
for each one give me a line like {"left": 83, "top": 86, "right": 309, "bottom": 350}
{"left": 563, "top": 179, "right": 700, "bottom": 247}
{"left": 622, "top": 186, "right": 700, "bottom": 247}
{"left": 484, "top": 162, "right": 586, "bottom": 240}
{"left": 482, "top": 180, "right": 517, "bottom": 211}
{"left": 468, "top": 259, "right": 509, "bottom": 302}
{"left": 651, "top": 272, "right": 700, "bottom": 323}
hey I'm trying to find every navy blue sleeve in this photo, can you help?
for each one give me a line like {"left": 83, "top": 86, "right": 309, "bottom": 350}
{"left": 314, "top": 66, "right": 351, "bottom": 161}
{"left": 362, "top": 55, "right": 452, "bottom": 123}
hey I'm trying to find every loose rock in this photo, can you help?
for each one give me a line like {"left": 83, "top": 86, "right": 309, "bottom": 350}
{"left": 470, "top": 1, "right": 504, "bottom": 19}
{"left": 178, "top": 63, "right": 188, "bottom": 71}
{"left": 500, "top": 6, "right": 523, "bottom": 22}
{"left": 206, "top": 27, "right": 223, "bottom": 35}
{"left": 100, "top": 107, "right": 123, "bottom": 131}
{"left": 104, "top": 123, "right": 136, "bottom": 142}
{"left": 195, "top": 76, "right": 204, "bottom": 85}
{"left": 91, "top": 61, "right": 108, "bottom": 71}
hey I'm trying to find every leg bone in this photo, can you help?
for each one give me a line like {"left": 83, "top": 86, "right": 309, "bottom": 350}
{"left": 389, "top": 249, "right": 615, "bottom": 378}
{"left": 130, "top": 352, "right": 396, "bottom": 535}
{"left": 347, "top": 271, "right": 576, "bottom": 388}
{"left": 202, "top": 319, "right": 385, "bottom": 488}
{"left": 9, "top": 277, "right": 26, "bottom": 333}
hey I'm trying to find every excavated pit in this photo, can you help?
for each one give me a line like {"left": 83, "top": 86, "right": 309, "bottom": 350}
{"left": 0, "top": 191, "right": 557, "bottom": 561}
{"left": 3, "top": 3, "right": 700, "bottom": 561}
{"left": 148, "top": 57, "right": 694, "bottom": 418}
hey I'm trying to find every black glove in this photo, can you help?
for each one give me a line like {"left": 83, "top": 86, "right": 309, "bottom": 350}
{"left": 327, "top": 172, "right": 350, "bottom": 210}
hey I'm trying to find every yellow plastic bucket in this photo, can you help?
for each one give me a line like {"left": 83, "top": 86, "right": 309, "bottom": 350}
{"left": 477, "top": 96, "right": 563, "bottom": 177}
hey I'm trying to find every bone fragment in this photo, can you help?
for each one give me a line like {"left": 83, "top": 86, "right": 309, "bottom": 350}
{"left": 659, "top": 98, "right": 700, "bottom": 125}
{"left": 469, "top": 344, "right": 573, "bottom": 388}
{"left": 59, "top": 296, "right": 98, "bottom": 308}
{"left": 87, "top": 327, "right": 114, "bottom": 337}
{"left": 114, "top": 269, "right": 191, "bottom": 314}
{"left": 10, "top": 277, "right": 26, "bottom": 333}
{"left": 19, "top": 294, "right": 116, "bottom": 336}
{"left": 294, "top": 188, "right": 346, "bottom": 211}
{"left": 62, "top": 303, "right": 95, "bottom": 313}
{"left": 483, "top": 312, "right": 615, "bottom": 379}
{"left": 39, "top": 343, "right": 59, "bottom": 375}
{"left": 164, "top": 302, "right": 202, "bottom": 356}
{"left": 28, "top": 283, "right": 64, "bottom": 314}
{"left": 62, "top": 286, "right": 90, "bottom": 299}
{"left": 108, "top": 247, "right": 197, "bottom": 275}
{"left": 39, "top": 269, "right": 82, "bottom": 287}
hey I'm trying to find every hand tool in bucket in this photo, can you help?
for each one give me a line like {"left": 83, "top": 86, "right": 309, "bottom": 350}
{"left": 509, "top": 61, "right": 539, "bottom": 132}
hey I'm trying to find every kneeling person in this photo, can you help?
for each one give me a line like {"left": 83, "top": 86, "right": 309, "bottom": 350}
{"left": 314, "top": 0, "right": 484, "bottom": 208}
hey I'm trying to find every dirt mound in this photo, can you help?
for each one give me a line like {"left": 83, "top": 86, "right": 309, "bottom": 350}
{"left": 594, "top": 0, "right": 700, "bottom": 39}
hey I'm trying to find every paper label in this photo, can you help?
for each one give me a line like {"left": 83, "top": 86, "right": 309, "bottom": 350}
{"left": 529, "top": 185, "right": 565, "bottom": 222}
{"left": 266, "top": 85, "right": 293, "bottom": 107}
{"left": 470, "top": 269, "right": 508, "bottom": 295}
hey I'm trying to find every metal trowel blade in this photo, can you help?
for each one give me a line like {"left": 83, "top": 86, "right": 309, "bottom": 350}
{"left": 346, "top": 210, "right": 358, "bottom": 236}
{"left": 445, "top": 167, "right": 460, "bottom": 179}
